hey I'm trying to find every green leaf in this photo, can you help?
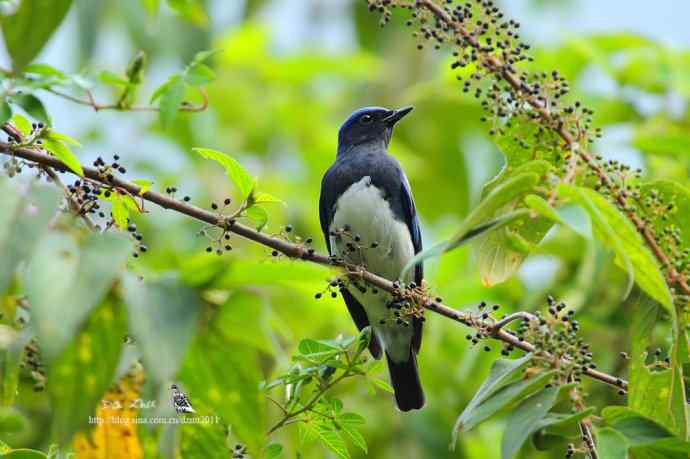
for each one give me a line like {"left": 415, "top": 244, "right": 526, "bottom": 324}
{"left": 140, "top": 0, "right": 160, "bottom": 15}
{"left": 453, "top": 370, "right": 556, "bottom": 441}
{"left": 0, "top": 180, "right": 59, "bottom": 295}
{"left": 180, "top": 323, "right": 264, "bottom": 454}
{"left": 48, "top": 300, "right": 126, "bottom": 444}
{"left": 250, "top": 191, "right": 285, "bottom": 206}
{"left": 132, "top": 179, "right": 153, "bottom": 195}
{"left": 24, "top": 232, "right": 130, "bottom": 360}
{"left": 0, "top": 407, "right": 27, "bottom": 433}
{"left": 338, "top": 413, "right": 366, "bottom": 453}
{"left": 524, "top": 194, "right": 564, "bottom": 224}
{"left": 0, "top": 328, "right": 30, "bottom": 406}
{"left": 369, "top": 377, "right": 394, "bottom": 394}
{"left": 557, "top": 185, "right": 672, "bottom": 310}
{"left": 9, "top": 113, "right": 31, "bottom": 136}
{"left": 98, "top": 70, "right": 128, "bottom": 87}
{"left": 46, "top": 130, "right": 81, "bottom": 147}
{"left": 42, "top": 138, "right": 83, "bottom": 177}
{"left": 0, "top": 100, "right": 11, "bottom": 125}
{"left": 166, "top": 0, "right": 208, "bottom": 26}
{"left": 190, "top": 49, "right": 222, "bottom": 66}
{"left": 501, "top": 387, "right": 560, "bottom": 459}
{"left": 602, "top": 406, "right": 674, "bottom": 446}
{"left": 245, "top": 205, "right": 268, "bottom": 231}
{"left": 298, "top": 338, "right": 340, "bottom": 356}
{"left": 110, "top": 195, "right": 129, "bottom": 229}
{"left": 402, "top": 208, "right": 530, "bottom": 279}
{"left": 11, "top": 94, "right": 50, "bottom": 125}
{"left": 452, "top": 354, "right": 534, "bottom": 443}
{"left": 185, "top": 63, "right": 215, "bottom": 86}
{"left": 193, "top": 148, "right": 255, "bottom": 198}
{"left": 0, "top": 0, "right": 73, "bottom": 70}
{"left": 158, "top": 74, "right": 186, "bottom": 129}
{"left": 23, "top": 63, "right": 66, "bottom": 78}
{"left": 629, "top": 294, "right": 688, "bottom": 438}
{"left": 315, "top": 424, "right": 350, "bottom": 459}
{"left": 596, "top": 428, "right": 628, "bottom": 459}
{"left": 123, "top": 274, "right": 200, "bottom": 385}
{"left": 263, "top": 443, "right": 283, "bottom": 459}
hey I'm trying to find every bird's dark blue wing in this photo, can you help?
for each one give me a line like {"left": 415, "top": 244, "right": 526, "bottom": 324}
{"left": 399, "top": 171, "right": 423, "bottom": 284}
{"left": 398, "top": 170, "right": 424, "bottom": 354}
{"left": 319, "top": 163, "right": 382, "bottom": 359}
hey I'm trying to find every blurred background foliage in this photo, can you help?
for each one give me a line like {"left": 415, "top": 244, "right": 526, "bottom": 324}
{"left": 1, "top": 0, "right": 689, "bottom": 458}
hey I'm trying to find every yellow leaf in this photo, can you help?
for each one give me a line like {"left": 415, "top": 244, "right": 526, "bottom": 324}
{"left": 73, "top": 370, "right": 144, "bottom": 459}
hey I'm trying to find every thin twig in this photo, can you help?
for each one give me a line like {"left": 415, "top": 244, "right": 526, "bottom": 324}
{"left": 45, "top": 86, "right": 209, "bottom": 113}
{"left": 0, "top": 143, "right": 628, "bottom": 391}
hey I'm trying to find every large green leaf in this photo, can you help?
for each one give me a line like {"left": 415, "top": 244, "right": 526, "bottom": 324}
{"left": 452, "top": 354, "right": 533, "bottom": 443}
{"left": 629, "top": 294, "right": 689, "bottom": 438}
{"left": 158, "top": 74, "right": 186, "bottom": 129}
{"left": 557, "top": 184, "right": 672, "bottom": 310}
{"left": 42, "top": 138, "right": 83, "bottom": 176}
{"left": 602, "top": 406, "right": 674, "bottom": 445}
{"left": 48, "top": 300, "right": 126, "bottom": 444}
{"left": 193, "top": 148, "right": 256, "bottom": 199}
{"left": 501, "top": 387, "right": 560, "bottom": 459}
{"left": 0, "top": 180, "right": 59, "bottom": 295}
{"left": 24, "top": 232, "right": 130, "bottom": 360}
{"left": 596, "top": 428, "right": 628, "bottom": 459}
{"left": 180, "top": 327, "right": 265, "bottom": 455}
{"left": 122, "top": 275, "right": 200, "bottom": 385}
{"left": 453, "top": 369, "right": 555, "bottom": 442}
{"left": 1, "top": 0, "right": 73, "bottom": 70}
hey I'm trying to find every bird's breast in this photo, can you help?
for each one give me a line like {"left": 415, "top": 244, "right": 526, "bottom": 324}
{"left": 329, "top": 176, "right": 414, "bottom": 282}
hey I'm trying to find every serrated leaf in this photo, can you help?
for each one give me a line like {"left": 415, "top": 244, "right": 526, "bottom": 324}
{"left": 370, "top": 377, "right": 393, "bottom": 394}
{"left": 42, "top": 138, "right": 83, "bottom": 177}
{"left": 315, "top": 425, "right": 350, "bottom": 459}
{"left": 338, "top": 413, "right": 367, "bottom": 453}
{"left": 158, "top": 74, "right": 185, "bottom": 129}
{"left": 11, "top": 93, "right": 50, "bottom": 125}
{"left": 298, "top": 339, "right": 340, "bottom": 356}
{"left": 1, "top": 0, "right": 73, "bottom": 70}
{"left": 193, "top": 148, "right": 255, "bottom": 198}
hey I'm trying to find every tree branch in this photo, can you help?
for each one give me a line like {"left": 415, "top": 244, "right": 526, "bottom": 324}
{"left": 0, "top": 143, "right": 627, "bottom": 391}
{"left": 415, "top": 0, "right": 689, "bottom": 295}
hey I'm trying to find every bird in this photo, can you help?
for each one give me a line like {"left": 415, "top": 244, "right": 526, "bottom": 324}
{"left": 319, "top": 106, "right": 424, "bottom": 411}
{"left": 170, "top": 384, "right": 195, "bottom": 414}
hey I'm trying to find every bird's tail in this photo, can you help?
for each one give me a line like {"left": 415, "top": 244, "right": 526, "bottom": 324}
{"left": 386, "top": 350, "right": 424, "bottom": 411}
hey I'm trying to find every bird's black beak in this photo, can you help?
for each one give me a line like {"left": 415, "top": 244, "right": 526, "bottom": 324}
{"left": 383, "top": 106, "right": 413, "bottom": 126}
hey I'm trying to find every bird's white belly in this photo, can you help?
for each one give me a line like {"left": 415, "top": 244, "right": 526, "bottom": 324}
{"left": 329, "top": 176, "right": 415, "bottom": 362}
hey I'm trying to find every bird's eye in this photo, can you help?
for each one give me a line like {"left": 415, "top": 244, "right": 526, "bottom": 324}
{"left": 360, "top": 114, "right": 373, "bottom": 124}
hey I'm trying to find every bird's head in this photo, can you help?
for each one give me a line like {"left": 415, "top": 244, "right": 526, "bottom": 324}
{"left": 337, "top": 106, "right": 413, "bottom": 155}
{"left": 170, "top": 384, "right": 178, "bottom": 390}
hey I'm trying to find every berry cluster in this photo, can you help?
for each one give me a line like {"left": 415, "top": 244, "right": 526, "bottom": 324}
{"left": 201, "top": 198, "right": 236, "bottom": 255}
